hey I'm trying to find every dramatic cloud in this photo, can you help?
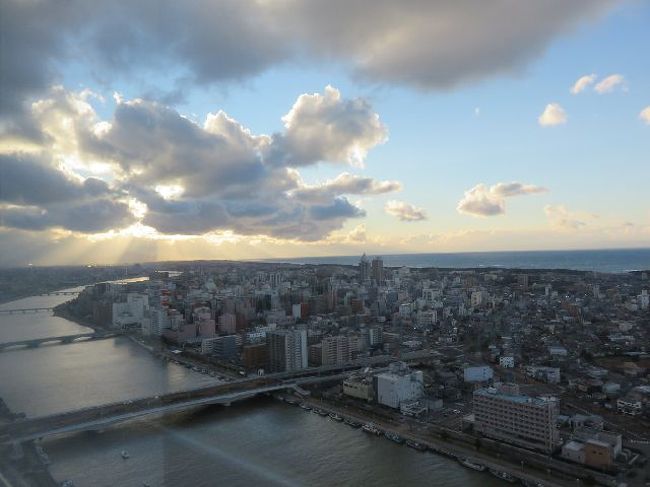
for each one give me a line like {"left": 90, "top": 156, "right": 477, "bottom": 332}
{"left": 544, "top": 205, "right": 590, "bottom": 230}
{"left": 270, "top": 86, "right": 388, "bottom": 167}
{"left": 0, "top": 86, "right": 388, "bottom": 241}
{"left": 281, "top": 1, "right": 613, "bottom": 89}
{"left": 384, "top": 200, "right": 427, "bottom": 222}
{"left": 570, "top": 74, "right": 597, "bottom": 94}
{"left": 0, "top": 0, "right": 615, "bottom": 143}
{"left": 457, "top": 182, "right": 547, "bottom": 217}
{"left": 0, "top": 153, "right": 110, "bottom": 206}
{"left": 594, "top": 74, "right": 625, "bottom": 94}
{"left": 0, "top": 152, "right": 134, "bottom": 233}
{"left": 0, "top": 200, "right": 135, "bottom": 233}
{"left": 639, "top": 106, "right": 650, "bottom": 125}
{"left": 538, "top": 103, "right": 567, "bottom": 127}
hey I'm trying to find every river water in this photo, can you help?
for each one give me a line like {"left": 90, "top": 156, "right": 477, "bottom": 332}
{"left": 0, "top": 290, "right": 500, "bottom": 486}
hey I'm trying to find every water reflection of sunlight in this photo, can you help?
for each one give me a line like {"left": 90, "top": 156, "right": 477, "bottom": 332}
{"left": 157, "top": 425, "right": 302, "bottom": 487}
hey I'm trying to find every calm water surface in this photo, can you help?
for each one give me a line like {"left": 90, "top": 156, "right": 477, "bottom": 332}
{"left": 45, "top": 400, "right": 502, "bottom": 487}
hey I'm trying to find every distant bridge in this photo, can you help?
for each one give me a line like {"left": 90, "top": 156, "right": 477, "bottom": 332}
{"left": 0, "top": 374, "right": 345, "bottom": 443}
{"left": 0, "top": 307, "right": 54, "bottom": 315}
{"left": 0, "top": 332, "right": 117, "bottom": 352}
{"left": 38, "top": 291, "right": 79, "bottom": 296}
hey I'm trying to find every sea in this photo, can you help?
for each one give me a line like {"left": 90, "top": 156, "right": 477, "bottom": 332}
{"left": 267, "top": 248, "right": 650, "bottom": 273}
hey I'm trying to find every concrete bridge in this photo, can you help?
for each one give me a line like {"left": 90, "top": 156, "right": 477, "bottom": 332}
{"left": 0, "top": 374, "right": 344, "bottom": 443}
{"left": 0, "top": 308, "right": 53, "bottom": 315}
{"left": 38, "top": 291, "right": 79, "bottom": 296}
{"left": 0, "top": 333, "right": 116, "bottom": 352}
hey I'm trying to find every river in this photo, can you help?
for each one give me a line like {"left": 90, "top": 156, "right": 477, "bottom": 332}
{"left": 0, "top": 290, "right": 501, "bottom": 486}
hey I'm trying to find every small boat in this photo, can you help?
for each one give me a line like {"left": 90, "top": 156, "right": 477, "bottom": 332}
{"left": 299, "top": 403, "right": 311, "bottom": 411}
{"left": 344, "top": 418, "right": 361, "bottom": 428}
{"left": 121, "top": 450, "right": 130, "bottom": 459}
{"left": 285, "top": 398, "right": 299, "bottom": 406}
{"left": 362, "top": 423, "right": 382, "bottom": 435}
{"left": 384, "top": 431, "right": 404, "bottom": 444}
{"left": 521, "top": 480, "right": 546, "bottom": 487}
{"left": 459, "top": 458, "right": 485, "bottom": 472}
{"left": 406, "top": 440, "right": 427, "bottom": 451}
{"left": 328, "top": 413, "right": 343, "bottom": 421}
{"left": 489, "top": 469, "right": 517, "bottom": 483}
{"left": 317, "top": 409, "right": 328, "bottom": 417}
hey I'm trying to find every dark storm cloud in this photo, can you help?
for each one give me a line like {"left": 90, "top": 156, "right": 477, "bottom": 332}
{"left": 70, "top": 88, "right": 388, "bottom": 239}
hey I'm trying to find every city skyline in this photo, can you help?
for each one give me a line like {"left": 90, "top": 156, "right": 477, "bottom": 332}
{"left": 1, "top": 1, "right": 649, "bottom": 266}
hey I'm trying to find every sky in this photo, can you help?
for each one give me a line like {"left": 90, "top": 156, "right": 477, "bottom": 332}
{"left": 0, "top": 0, "right": 648, "bottom": 266}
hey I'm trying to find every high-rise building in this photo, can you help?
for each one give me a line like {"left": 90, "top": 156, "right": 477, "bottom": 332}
{"left": 473, "top": 384, "right": 560, "bottom": 453}
{"left": 267, "top": 329, "right": 308, "bottom": 372}
{"left": 371, "top": 256, "right": 384, "bottom": 284}
{"left": 321, "top": 335, "right": 352, "bottom": 366}
{"left": 359, "top": 253, "right": 371, "bottom": 281}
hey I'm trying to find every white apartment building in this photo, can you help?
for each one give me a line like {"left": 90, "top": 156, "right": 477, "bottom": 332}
{"left": 376, "top": 362, "right": 424, "bottom": 409}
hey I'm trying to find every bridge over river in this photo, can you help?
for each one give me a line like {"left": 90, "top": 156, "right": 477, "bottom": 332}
{"left": 0, "top": 374, "right": 344, "bottom": 443}
{"left": 0, "top": 332, "right": 117, "bottom": 352}
{"left": 0, "top": 307, "right": 54, "bottom": 315}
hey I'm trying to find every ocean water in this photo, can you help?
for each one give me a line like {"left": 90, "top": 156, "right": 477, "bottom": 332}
{"left": 268, "top": 248, "right": 650, "bottom": 273}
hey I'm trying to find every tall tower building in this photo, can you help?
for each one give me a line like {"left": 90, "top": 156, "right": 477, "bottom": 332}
{"left": 359, "top": 253, "right": 371, "bottom": 281}
{"left": 371, "top": 256, "right": 384, "bottom": 284}
{"left": 267, "top": 329, "right": 308, "bottom": 372}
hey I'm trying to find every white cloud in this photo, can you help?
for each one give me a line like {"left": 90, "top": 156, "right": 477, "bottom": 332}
{"left": 274, "top": 85, "right": 388, "bottom": 167}
{"left": 570, "top": 73, "right": 597, "bottom": 94}
{"left": 0, "top": 86, "right": 395, "bottom": 241}
{"left": 594, "top": 74, "right": 625, "bottom": 94}
{"left": 538, "top": 102, "right": 567, "bottom": 127}
{"left": 639, "top": 106, "right": 650, "bottom": 125}
{"left": 457, "top": 182, "right": 547, "bottom": 217}
{"left": 384, "top": 200, "right": 427, "bottom": 222}
{"left": 544, "top": 205, "right": 593, "bottom": 230}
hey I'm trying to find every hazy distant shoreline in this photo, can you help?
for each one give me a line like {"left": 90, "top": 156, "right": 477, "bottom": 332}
{"left": 261, "top": 248, "right": 650, "bottom": 273}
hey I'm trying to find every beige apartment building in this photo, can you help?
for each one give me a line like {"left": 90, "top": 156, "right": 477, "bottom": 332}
{"left": 473, "top": 384, "right": 560, "bottom": 453}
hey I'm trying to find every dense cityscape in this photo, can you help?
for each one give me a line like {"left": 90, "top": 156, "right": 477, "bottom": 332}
{"left": 2, "top": 257, "right": 649, "bottom": 486}
{"left": 3, "top": 1, "right": 649, "bottom": 486}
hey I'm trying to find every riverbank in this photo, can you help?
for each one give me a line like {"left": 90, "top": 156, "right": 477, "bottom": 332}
{"left": 281, "top": 394, "right": 618, "bottom": 487}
